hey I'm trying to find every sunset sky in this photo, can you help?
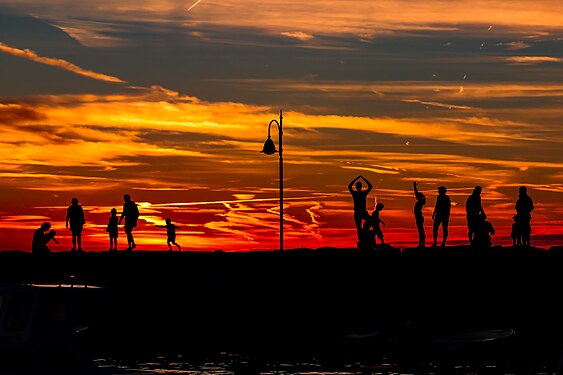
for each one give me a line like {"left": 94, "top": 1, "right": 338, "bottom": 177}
{"left": 0, "top": 0, "right": 561, "bottom": 251}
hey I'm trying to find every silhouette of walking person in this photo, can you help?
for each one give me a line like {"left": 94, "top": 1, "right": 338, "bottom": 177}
{"left": 515, "top": 186, "right": 534, "bottom": 247}
{"left": 119, "top": 194, "right": 139, "bottom": 250}
{"left": 432, "top": 186, "right": 451, "bottom": 247}
{"left": 473, "top": 214, "right": 495, "bottom": 248}
{"left": 466, "top": 186, "right": 485, "bottom": 245}
{"left": 348, "top": 175, "right": 373, "bottom": 241}
{"left": 106, "top": 208, "right": 119, "bottom": 251}
{"left": 156, "top": 218, "right": 182, "bottom": 251}
{"left": 66, "top": 197, "right": 85, "bottom": 252}
{"left": 32, "top": 222, "right": 58, "bottom": 255}
{"left": 413, "top": 181, "right": 426, "bottom": 248}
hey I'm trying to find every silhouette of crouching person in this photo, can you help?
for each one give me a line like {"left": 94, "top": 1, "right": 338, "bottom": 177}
{"left": 472, "top": 214, "right": 495, "bottom": 249}
{"left": 358, "top": 203, "right": 385, "bottom": 250}
{"left": 32, "top": 222, "right": 58, "bottom": 255}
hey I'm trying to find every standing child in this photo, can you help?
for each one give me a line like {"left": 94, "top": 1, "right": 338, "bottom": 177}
{"left": 107, "top": 208, "right": 119, "bottom": 251}
{"left": 156, "top": 218, "right": 181, "bottom": 251}
{"left": 369, "top": 203, "right": 386, "bottom": 246}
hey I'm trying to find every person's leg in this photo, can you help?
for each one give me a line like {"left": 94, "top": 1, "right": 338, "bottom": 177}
{"left": 417, "top": 221, "right": 425, "bottom": 247}
{"left": 167, "top": 240, "right": 172, "bottom": 251}
{"left": 432, "top": 220, "right": 439, "bottom": 246}
{"left": 109, "top": 236, "right": 112, "bottom": 250}
{"left": 174, "top": 242, "right": 181, "bottom": 251}
{"left": 442, "top": 219, "right": 449, "bottom": 246}
{"left": 72, "top": 234, "right": 76, "bottom": 250}
{"left": 125, "top": 227, "right": 133, "bottom": 249}
{"left": 354, "top": 213, "right": 363, "bottom": 240}
{"left": 77, "top": 232, "right": 82, "bottom": 251}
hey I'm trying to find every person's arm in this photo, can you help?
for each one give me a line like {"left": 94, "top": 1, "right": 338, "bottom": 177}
{"left": 155, "top": 225, "right": 165, "bottom": 228}
{"left": 118, "top": 205, "right": 125, "bottom": 224}
{"left": 413, "top": 181, "right": 419, "bottom": 197}
{"left": 381, "top": 220, "right": 386, "bottom": 226}
{"left": 490, "top": 223, "right": 496, "bottom": 235}
{"left": 362, "top": 176, "right": 373, "bottom": 194}
{"left": 65, "top": 208, "right": 69, "bottom": 228}
{"left": 348, "top": 175, "right": 360, "bottom": 193}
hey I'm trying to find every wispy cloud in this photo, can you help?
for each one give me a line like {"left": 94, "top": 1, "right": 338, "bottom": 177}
{"left": 0, "top": 42, "right": 126, "bottom": 83}
{"left": 497, "top": 41, "right": 532, "bottom": 51}
{"left": 402, "top": 99, "right": 474, "bottom": 110}
{"left": 187, "top": 0, "right": 205, "bottom": 13}
{"left": 281, "top": 31, "right": 314, "bottom": 41}
{"left": 505, "top": 56, "right": 562, "bottom": 65}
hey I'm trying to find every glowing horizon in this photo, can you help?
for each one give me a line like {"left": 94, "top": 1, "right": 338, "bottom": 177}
{"left": 0, "top": 1, "right": 561, "bottom": 251}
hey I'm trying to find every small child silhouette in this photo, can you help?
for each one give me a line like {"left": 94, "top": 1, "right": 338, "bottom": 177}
{"left": 156, "top": 218, "right": 181, "bottom": 251}
{"left": 106, "top": 208, "right": 119, "bottom": 251}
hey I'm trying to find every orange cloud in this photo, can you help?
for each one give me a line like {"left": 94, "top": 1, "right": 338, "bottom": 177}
{"left": 505, "top": 56, "right": 562, "bottom": 64}
{"left": 281, "top": 31, "right": 314, "bottom": 41}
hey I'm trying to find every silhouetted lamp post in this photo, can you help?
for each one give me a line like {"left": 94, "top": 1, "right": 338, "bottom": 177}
{"left": 261, "top": 109, "right": 284, "bottom": 251}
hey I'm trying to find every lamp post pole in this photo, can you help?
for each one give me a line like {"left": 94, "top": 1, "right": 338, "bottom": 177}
{"left": 261, "top": 109, "right": 284, "bottom": 251}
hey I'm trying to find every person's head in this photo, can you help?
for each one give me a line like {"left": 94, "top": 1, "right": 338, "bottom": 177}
{"left": 438, "top": 186, "right": 447, "bottom": 195}
{"left": 40, "top": 222, "right": 51, "bottom": 231}
{"left": 124, "top": 194, "right": 131, "bottom": 202}
{"left": 71, "top": 197, "right": 78, "bottom": 205}
{"left": 416, "top": 192, "right": 426, "bottom": 204}
{"left": 473, "top": 185, "right": 482, "bottom": 195}
{"left": 376, "top": 202, "right": 384, "bottom": 211}
{"left": 111, "top": 208, "right": 117, "bottom": 217}
{"left": 165, "top": 218, "right": 171, "bottom": 224}
{"left": 519, "top": 186, "right": 527, "bottom": 195}
{"left": 355, "top": 181, "right": 362, "bottom": 191}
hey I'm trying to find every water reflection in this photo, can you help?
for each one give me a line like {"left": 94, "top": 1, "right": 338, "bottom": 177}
{"left": 92, "top": 353, "right": 554, "bottom": 375}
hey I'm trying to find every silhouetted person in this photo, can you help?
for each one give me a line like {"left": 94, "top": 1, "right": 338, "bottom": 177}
{"left": 466, "top": 185, "right": 485, "bottom": 245}
{"left": 119, "top": 194, "right": 139, "bottom": 250}
{"left": 32, "top": 222, "right": 58, "bottom": 254}
{"left": 362, "top": 202, "right": 385, "bottom": 247}
{"left": 66, "top": 197, "right": 85, "bottom": 252}
{"left": 348, "top": 175, "right": 373, "bottom": 240}
{"left": 413, "top": 181, "right": 426, "bottom": 248}
{"left": 432, "top": 186, "right": 451, "bottom": 247}
{"left": 515, "top": 186, "right": 534, "bottom": 247}
{"left": 510, "top": 215, "right": 522, "bottom": 247}
{"left": 473, "top": 213, "right": 495, "bottom": 248}
{"left": 106, "top": 208, "right": 119, "bottom": 251}
{"left": 156, "top": 218, "right": 181, "bottom": 251}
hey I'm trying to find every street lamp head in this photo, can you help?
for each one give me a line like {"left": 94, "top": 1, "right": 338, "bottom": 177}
{"left": 261, "top": 136, "right": 278, "bottom": 155}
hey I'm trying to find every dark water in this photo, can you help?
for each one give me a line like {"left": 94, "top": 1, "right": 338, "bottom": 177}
{"left": 92, "top": 351, "right": 560, "bottom": 375}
